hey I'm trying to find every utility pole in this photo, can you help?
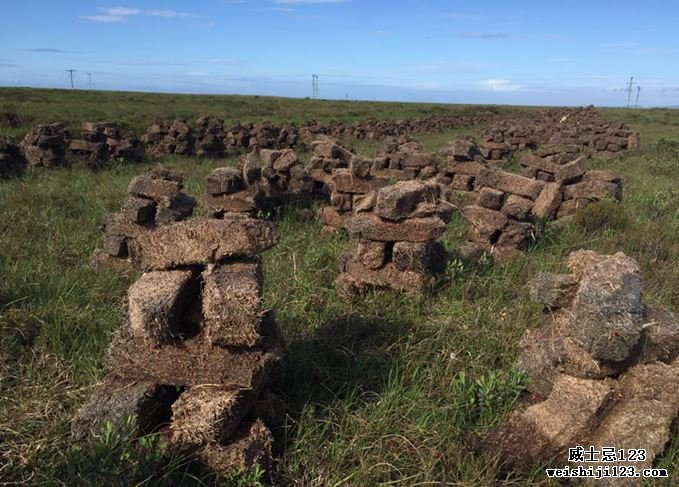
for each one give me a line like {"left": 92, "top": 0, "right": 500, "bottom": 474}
{"left": 87, "top": 72, "right": 92, "bottom": 90}
{"left": 66, "top": 69, "right": 76, "bottom": 89}
{"left": 635, "top": 86, "right": 641, "bottom": 108}
{"left": 626, "top": 76, "right": 634, "bottom": 108}
{"left": 312, "top": 74, "right": 318, "bottom": 99}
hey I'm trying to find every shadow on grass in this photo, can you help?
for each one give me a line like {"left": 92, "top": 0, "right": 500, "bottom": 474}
{"left": 0, "top": 292, "right": 41, "bottom": 372}
{"left": 271, "top": 311, "right": 415, "bottom": 453}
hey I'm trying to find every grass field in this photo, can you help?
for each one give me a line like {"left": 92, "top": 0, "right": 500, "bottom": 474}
{"left": 1, "top": 89, "right": 679, "bottom": 485}
{"left": 0, "top": 87, "right": 514, "bottom": 141}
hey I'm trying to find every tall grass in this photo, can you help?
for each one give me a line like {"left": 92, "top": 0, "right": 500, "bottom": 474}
{"left": 1, "top": 94, "right": 679, "bottom": 485}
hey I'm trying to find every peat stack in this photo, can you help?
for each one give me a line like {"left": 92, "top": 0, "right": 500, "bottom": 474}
{"left": 317, "top": 137, "right": 442, "bottom": 231}
{"left": 73, "top": 217, "right": 285, "bottom": 477}
{"left": 317, "top": 155, "right": 408, "bottom": 231}
{"left": 336, "top": 180, "right": 450, "bottom": 297}
{"left": 372, "top": 135, "right": 441, "bottom": 181}
{"left": 253, "top": 148, "right": 314, "bottom": 206}
{"left": 142, "top": 119, "right": 194, "bottom": 157}
{"left": 201, "top": 166, "right": 259, "bottom": 218}
{"left": 476, "top": 107, "right": 641, "bottom": 167}
{"left": 484, "top": 251, "right": 679, "bottom": 484}
{"left": 201, "top": 148, "right": 313, "bottom": 219}
{"left": 107, "top": 126, "right": 145, "bottom": 161}
{"left": 248, "top": 122, "right": 280, "bottom": 150}
{"left": 194, "top": 116, "right": 226, "bottom": 157}
{"left": 520, "top": 153, "right": 623, "bottom": 221}
{"left": 436, "top": 136, "right": 487, "bottom": 208}
{"left": 67, "top": 122, "right": 143, "bottom": 166}
{"left": 20, "top": 122, "right": 66, "bottom": 168}
{"left": 101, "top": 167, "right": 196, "bottom": 259}
{"left": 307, "top": 136, "right": 355, "bottom": 189}
{"left": 460, "top": 167, "right": 548, "bottom": 262}
{"left": 224, "top": 122, "right": 251, "bottom": 153}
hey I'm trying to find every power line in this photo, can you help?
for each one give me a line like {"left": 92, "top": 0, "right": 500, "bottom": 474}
{"left": 66, "top": 69, "right": 76, "bottom": 89}
{"left": 312, "top": 74, "right": 318, "bottom": 99}
{"left": 626, "top": 76, "right": 634, "bottom": 108}
{"left": 87, "top": 72, "right": 93, "bottom": 90}
{"left": 635, "top": 86, "right": 641, "bottom": 108}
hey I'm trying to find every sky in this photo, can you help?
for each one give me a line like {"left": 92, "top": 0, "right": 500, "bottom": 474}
{"left": 1, "top": 0, "right": 678, "bottom": 107}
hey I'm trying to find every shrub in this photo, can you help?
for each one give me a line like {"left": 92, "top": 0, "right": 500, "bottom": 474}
{"left": 573, "top": 200, "right": 629, "bottom": 233}
{"left": 649, "top": 157, "right": 677, "bottom": 175}
{"left": 0, "top": 109, "right": 34, "bottom": 128}
{"left": 63, "top": 417, "right": 189, "bottom": 486}
{"left": 644, "top": 189, "right": 679, "bottom": 218}
{"left": 62, "top": 416, "right": 264, "bottom": 486}
{"left": 502, "top": 153, "right": 524, "bottom": 174}
{"left": 449, "top": 368, "right": 526, "bottom": 429}
{"left": 655, "top": 137, "right": 679, "bottom": 157}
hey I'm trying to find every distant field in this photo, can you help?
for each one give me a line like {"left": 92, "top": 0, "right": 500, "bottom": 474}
{"left": 1, "top": 89, "right": 679, "bottom": 485}
{"left": 0, "top": 87, "right": 515, "bottom": 140}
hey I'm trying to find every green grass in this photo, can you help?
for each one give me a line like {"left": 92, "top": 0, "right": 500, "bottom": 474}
{"left": 1, "top": 89, "right": 679, "bottom": 485}
{"left": 0, "top": 87, "right": 509, "bottom": 140}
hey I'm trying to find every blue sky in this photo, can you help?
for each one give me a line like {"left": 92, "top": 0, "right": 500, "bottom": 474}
{"left": 1, "top": 0, "right": 678, "bottom": 106}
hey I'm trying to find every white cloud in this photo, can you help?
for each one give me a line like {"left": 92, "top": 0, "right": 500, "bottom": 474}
{"left": 478, "top": 79, "right": 522, "bottom": 92}
{"left": 105, "top": 7, "right": 141, "bottom": 16}
{"left": 80, "top": 7, "right": 197, "bottom": 23}
{"left": 146, "top": 9, "right": 195, "bottom": 18}
{"left": 80, "top": 14, "right": 126, "bottom": 22}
